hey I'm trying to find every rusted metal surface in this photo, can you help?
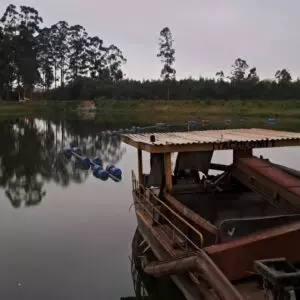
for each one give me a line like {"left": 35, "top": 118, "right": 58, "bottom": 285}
{"left": 144, "top": 251, "right": 244, "bottom": 300}
{"left": 164, "top": 192, "right": 218, "bottom": 246}
{"left": 236, "top": 282, "right": 266, "bottom": 300}
{"left": 233, "top": 156, "right": 300, "bottom": 211}
{"left": 133, "top": 171, "right": 223, "bottom": 299}
{"left": 164, "top": 152, "right": 173, "bottom": 192}
{"left": 135, "top": 190, "right": 204, "bottom": 250}
{"left": 136, "top": 211, "right": 218, "bottom": 300}
{"left": 240, "top": 157, "right": 300, "bottom": 189}
{"left": 121, "top": 128, "right": 300, "bottom": 153}
{"left": 132, "top": 171, "right": 204, "bottom": 251}
{"left": 205, "top": 220, "right": 300, "bottom": 281}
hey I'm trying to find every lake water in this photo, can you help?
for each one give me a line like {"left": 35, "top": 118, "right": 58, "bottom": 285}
{"left": 0, "top": 118, "right": 300, "bottom": 300}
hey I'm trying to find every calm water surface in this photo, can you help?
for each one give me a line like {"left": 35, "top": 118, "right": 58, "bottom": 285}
{"left": 0, "top": 118, "right": 299, "bottom": 300}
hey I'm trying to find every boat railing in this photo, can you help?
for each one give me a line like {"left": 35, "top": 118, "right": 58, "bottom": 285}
{"left": 131, "top": 171, "right": 203, "bottom": 252}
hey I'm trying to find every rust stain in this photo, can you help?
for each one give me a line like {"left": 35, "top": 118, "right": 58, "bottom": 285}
{"left": 205, "top": 221, "right": 300, "bottom": 281}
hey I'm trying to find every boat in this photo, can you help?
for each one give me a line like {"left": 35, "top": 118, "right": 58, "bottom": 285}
{"left": 121, "top": 128, "right": 300, "bottom": 300}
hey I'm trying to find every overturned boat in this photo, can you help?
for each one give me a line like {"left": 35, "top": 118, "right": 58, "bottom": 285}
{"left": 121, "top": 128, "right": 300, "bottom": 300}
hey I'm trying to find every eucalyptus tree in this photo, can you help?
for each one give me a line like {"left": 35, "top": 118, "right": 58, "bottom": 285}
{"left": 51, "top": 21, "right": 70, "bottom": 87}
{"left": 275, "top": 69, "right": 292, "bottom": 84}
{"left": 37, "top": 27, "right": 54, "bottom": 90}
{"left": 157, "top": 27, "right": 176, "bottom": 81}
{"left": 87, "top": 36, "right": 105, "bottom": 78}
{"left": 247, "top": 67, "right": 259, "bottom": 83}
{"left": 230, "top": 58, "right": 249, "bottom": 82}
{"left": 105, "top": 44, "right": 126, "bottom": 81}
{"left": 0, "top": 5, "right": 42, "bottom": 98}
{"left": 14, "top": 6, "right": 42, "bottom": 97}
{"left": 68, "top": 25, "right": 89, "bottom": 80}
{"left": 0, "top": 4, "right": 19, "bottom": 98}
{"left": 157, "top": 27, "right": 175, "bottom": 100}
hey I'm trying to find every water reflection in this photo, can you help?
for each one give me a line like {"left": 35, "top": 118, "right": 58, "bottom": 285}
{"left": 124, "top": 228, "right": 185, "bottom": 300}
{"left": 0, "top": 118, "right": 125, "bottom": 208}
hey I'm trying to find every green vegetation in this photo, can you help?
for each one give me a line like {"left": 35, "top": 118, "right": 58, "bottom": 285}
{"left": 1, "top": 100, "right": 300, "bottom": 130}
{"left": 0, "top": 4, "right": 125, "bottom": 100}
{"left": 1, "top": 4, "right": 300, "bottom": 102}
{"left": 93, "top": 100, "right": 300, "bottom": 129}
{"left": 0, "top": 100, "right": 79, "bottom": 118}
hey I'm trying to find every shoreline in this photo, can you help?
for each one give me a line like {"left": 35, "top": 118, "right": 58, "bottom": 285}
{"left": 0, "top": 100, "right": 299, "bottom": 131}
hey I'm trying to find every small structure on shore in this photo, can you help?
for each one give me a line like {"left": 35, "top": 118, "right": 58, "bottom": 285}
{"left": 76, "top": 100, "right": 96, "bottom": 120}
{"left": 77, "top": 100, "right": 96, "bottom": 111}
{"left": 19, "top": 97, "right": 30, "bottom": 104}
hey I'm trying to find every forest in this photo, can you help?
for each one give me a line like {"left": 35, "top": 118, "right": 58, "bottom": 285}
{"left": 1, "top": 4, "right": 300, "bottom": 101}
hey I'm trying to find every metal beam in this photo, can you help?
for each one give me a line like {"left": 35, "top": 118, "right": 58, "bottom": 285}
{"left": 210, "top": 163, "right": 230, "bottom": 171}
{"left": 232, "top": 157, "right": 300, "bottom": 212}
{"left": 144, "top": 250, "right": 244, "bottom": 300}
{"left": 164, "top": 152, "right": 172, "bottom": 193}
{"left": 137, "top": 149, "right": 143, "bottom": 184}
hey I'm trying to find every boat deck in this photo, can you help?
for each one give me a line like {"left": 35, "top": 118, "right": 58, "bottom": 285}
{"left": 122, "top": 128, "right": 300, "bottom": 300}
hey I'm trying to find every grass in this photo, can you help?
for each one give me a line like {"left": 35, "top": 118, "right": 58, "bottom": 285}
{"left": 1, "top": 99, "right": 300, "bottom": 130}
{"left": 94, "top": 99, "right": 300, "bottom": 125}
{"left": 0, "top": 100, "right": 79, "bottom": 119}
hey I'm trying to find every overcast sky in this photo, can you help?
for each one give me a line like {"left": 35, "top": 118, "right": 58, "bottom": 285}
{"left": 0, "top": 0, "right": 299, "bottom": 80}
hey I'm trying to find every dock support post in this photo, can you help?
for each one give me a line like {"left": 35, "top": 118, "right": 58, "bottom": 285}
{"left": 138, "top": 149, "right": 143, "bottom": 184}
{"left": 164, "top": 152, "right": 172, "bottom": 193}
{"left": 233, "top": 149, "right": 253, "bottom": 163}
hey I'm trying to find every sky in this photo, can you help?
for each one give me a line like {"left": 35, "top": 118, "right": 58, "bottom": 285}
{"left": 0, "top": 0, "right": 299, "bottom": 80}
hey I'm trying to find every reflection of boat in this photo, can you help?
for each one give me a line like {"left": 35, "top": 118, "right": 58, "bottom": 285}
{"left": 123, "top": 228, "right": 185, "bottom": 300}
{"left": 121, "top": 128, "right": 300, "bottom": 300}
{"left": 77, "top": 111, "right": 96, "bottom": 120}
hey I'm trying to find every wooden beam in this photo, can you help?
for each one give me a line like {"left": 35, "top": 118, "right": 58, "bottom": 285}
{"left": 137, "top": 149, "right": 143, "bottom": 184}
{"left": 164, "top": 152, "right": 172, "bottom": 193}
{"left": 121, "top": 135, "right": 140, "bottom": 149}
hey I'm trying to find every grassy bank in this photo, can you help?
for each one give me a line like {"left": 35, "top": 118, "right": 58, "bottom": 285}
{"left": 0, "top": 100, "right": 79, "bottom": 119}
{"left": 95, "top": 99, "right": 300, "bottom": 120}
{"left": 94, "top": 100, "right": 300, "bottom": 131}
{"left": 1, "top": 100, "right": 300, "bottom": 130}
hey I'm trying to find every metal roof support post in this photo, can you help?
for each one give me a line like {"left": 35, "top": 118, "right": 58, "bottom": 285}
{"left": 164, "top": 152, "right": 173, "bottom": 193}
{"left": 233, "top": 149, "right": 253, "bottom": 164}
{"left": 138, "top": 149, "right": 143, "bottom": 185}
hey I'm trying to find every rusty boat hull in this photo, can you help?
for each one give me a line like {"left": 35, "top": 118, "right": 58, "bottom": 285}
{"left": 123, "top": 129, "right": 300, "bottom": 300}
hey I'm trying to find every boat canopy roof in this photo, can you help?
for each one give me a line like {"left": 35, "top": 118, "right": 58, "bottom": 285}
{"left": 121, "top": 128, "right": 300, "bottom": 153}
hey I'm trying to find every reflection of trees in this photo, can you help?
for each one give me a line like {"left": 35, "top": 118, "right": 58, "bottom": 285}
{"left": 63, "top": 120, "right": 126, "bottom": 166}
{"left": 95, "top": 135, "right": 125, "bottom": 165}
{"left": 5, "top": 179, "right": 45, "bottom": 208}
{"left": 0, "top": 118, "right": 125, "bottom": 208}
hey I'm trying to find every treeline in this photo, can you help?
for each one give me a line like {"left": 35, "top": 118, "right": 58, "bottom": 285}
{"left": 0, "top": 4, "right": 126, "bottom": 100}
{"left": 45, "top": 72, "right": 300, "bottom": 101}
{"left": 1, "top": 4, "right": 300, "bottom": 101}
